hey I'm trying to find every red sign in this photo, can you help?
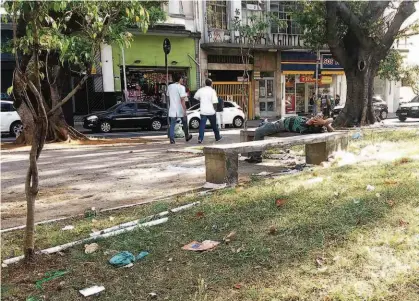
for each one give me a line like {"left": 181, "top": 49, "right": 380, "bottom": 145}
{"left": 299, "top": 75, "right": 318, "bottom": 83}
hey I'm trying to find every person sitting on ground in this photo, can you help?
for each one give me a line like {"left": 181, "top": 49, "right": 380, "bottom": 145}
{"left": 245, "top": 115, "right": 334, "bottom": 163}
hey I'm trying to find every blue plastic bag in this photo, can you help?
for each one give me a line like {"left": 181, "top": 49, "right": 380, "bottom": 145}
{"left": 109, "top": 251, "right": 149, "bottom": 267}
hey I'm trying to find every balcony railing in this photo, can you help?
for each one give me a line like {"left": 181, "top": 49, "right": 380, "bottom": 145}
{"left": 206, "top": 27, "right": 305, "bottom": 48}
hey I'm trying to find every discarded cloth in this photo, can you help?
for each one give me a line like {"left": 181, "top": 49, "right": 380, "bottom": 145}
{"left": 109, "top": 251, "right": 149, "bottom": 267}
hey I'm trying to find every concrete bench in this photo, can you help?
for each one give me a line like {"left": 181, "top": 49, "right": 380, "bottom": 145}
{"left": 203, "top": 131, "right": 349, "bottom": 184}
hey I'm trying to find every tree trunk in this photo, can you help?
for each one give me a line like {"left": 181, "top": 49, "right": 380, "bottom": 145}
{"left": 333, "top": 58, "right": 377, "bottom": 127}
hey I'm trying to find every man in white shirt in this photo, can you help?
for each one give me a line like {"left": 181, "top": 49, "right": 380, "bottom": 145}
{"left": 167, "top": 74, "right": 192, "bottom": 144}
{"left": 194, "top": 79, "right": 222, "bottom": 143}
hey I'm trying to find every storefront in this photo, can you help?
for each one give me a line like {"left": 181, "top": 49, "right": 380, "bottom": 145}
{"left": 112, "top": 34, "right": 199, "bottom": 106}
{"left": 280, "top": 51, "right": 345, "bottom": 115}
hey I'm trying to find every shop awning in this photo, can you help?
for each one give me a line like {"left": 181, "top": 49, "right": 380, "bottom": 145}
{"left": 321, "top": 70, "right": 345, "bottom": 75}
{"left": 282, "top": 70, "right": 314, "bottom": 75}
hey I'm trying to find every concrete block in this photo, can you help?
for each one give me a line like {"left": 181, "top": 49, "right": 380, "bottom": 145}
{"left": 205, "top": 152, "right": 238, "bottom": 184}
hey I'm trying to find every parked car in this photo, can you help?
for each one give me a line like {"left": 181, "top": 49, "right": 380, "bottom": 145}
{"left": 1, "top": 100, "right": 23, "bottom": 137}
{"left": 396, "top": 95, "right": 419, "bottom": 122}
{"left": 187, "top": 101, "right": 245, "bottom": 129}
{"left": 332, "top": 95, "right": 388, "bottom": 120}
{"left": 83, "top": 102, "right": 168, "bottom": 133}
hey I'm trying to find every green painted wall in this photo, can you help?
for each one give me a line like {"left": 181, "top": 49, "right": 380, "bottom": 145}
{"left": 112, "top": 35, "right": 197, "bottom": 91}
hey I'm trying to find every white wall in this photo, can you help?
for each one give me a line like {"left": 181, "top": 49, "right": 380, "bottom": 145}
{"left": 100, "top": 44, "right": 115, "bottom": 92}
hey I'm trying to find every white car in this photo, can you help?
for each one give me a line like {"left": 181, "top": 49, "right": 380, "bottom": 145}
{"left": 1, "top": 100, "right": 23, "bottom": 137}
{"left": 187, "top": 101, "right": 245, "bottom": 129}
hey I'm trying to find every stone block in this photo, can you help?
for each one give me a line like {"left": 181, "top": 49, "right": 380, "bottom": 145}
{"left": 205, "top": 152, "right": 238, "bottom": 184}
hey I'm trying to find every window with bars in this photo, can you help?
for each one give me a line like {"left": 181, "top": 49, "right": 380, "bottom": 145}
{"left": 206, "top": 0, "right": 228, "bottom": 30}
{"left": 241, "top": 0, "right": 265, "bottom": 26}
{"left": 270, "top": 1, "right": 302, "bottom": 35}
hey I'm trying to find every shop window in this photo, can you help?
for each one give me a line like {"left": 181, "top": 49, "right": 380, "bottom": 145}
{"left": 259, "top": 80, "right": 266, "bottom": 97}
{"left": 242, "top": 0, "right": 265, "bottom": 26}
{"left": 266, "top": 80, "right": 274, "bottom": 98}
{"left": 260, "top": 102, "right": 266, "bottom": 112}
{"left": 207, "top": 1, "right": 227, "bottom": 30}
{"left": 270, "top": 1, "right": 302, "bottom": 35}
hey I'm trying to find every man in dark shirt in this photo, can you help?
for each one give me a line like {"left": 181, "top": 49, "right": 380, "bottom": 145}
{"left": 245, "top": 115, "right": 334, "bottom": 163}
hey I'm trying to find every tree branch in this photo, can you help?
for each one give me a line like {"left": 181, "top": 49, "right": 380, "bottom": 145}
{"left": 335, "top": 2, "right": 370, "bottom": 47}
{"left": 382, "top": 1, "right": 416, "bottom": 50}
{"left": 325, "top": 2, "right": 348, "bottom": 69}
{"left": 47, "top": 74, "right": 89, "bottom": 117}
{"left": 366, "top": 1, "right": 391, "bottom": 22}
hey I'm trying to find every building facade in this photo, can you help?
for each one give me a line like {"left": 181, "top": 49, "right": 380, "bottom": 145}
{"left": 197, "top": 0, "right": 347, "bottom": 119}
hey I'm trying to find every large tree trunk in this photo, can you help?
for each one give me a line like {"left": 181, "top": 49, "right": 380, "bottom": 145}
{"left": 333, "top": 56, "right": 378, "bottom": 127}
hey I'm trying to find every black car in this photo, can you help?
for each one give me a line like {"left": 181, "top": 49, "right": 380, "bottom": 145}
{"left": 396, "top": 95, "right": 419, "bottom": 122}
{"left": 83, "top": 102, "right": 168, "bottom": 133}
{"left": 332, "top": 95, "right": 388, "bottom": 120}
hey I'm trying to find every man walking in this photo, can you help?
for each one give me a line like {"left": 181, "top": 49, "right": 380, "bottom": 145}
{"left": 194, "top": 79, "right": 222, "bottom": 143}
{"left": 245, "top": 115, "right": 334, "bottom": 163}
{"left": 167, "top": 74, "right": 192, "bottom": 144}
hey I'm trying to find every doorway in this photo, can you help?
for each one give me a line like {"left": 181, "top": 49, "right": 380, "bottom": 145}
{"left": 258, "top": 78, "right": 276, "bottom": 117}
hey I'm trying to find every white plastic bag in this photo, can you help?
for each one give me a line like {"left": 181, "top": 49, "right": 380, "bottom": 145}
{"left": 174, "top": 123, "right": 185, "bottom": 138}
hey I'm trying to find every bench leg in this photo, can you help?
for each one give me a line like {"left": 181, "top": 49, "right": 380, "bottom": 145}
{"left": 205, "top": 152, "right": 238, "bottom": 184}
{"left": 305, "top": 137, "right": 348, "bottom": 165}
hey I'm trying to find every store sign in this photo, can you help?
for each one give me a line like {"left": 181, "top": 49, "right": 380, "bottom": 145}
{"left": 299, "top": 75, "right": 317, "bottom": 83}
{"left": 321, "top": 76, "right": 333, "bottom": 84}
{"left": 321, "top": 54, "right": 342, "bottom": 69}
{"left": 254, "top": 71, "right": 261, "bottom": 79}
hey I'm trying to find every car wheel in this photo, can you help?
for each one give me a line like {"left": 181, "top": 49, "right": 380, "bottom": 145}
{"left": 398, "top": 117, "right": 407, "bottom": 122}
{"left": 380, "top": 110, "right": 388, "bottom": 120}
{"left": 100, "top": 121, "right": 112, "bottom": 133}
{"left": 10, "top": 121, "right": 23, "bottom": 137}
{"left": 151, "top": 119, "right": 162, "bottom": 131}
{"left": 190, "top": 117, "right": 200, "bottom": 129}
{"left": 233, "top": 116, "right": 244, "bottom": 128}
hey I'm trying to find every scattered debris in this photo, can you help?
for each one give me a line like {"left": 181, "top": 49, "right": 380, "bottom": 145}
{"left": 84, "top": 243, "right": 99, "bottom": 254}
{"left": 84, "top": 207, "right": 97, "bottom": 218}
{"left": 149, "top": 292, "right": 158, "bottom": 299}
{"left": 352, "top": 132, "right": 362, "bottom": 139}
{"left": 182, "top": 240, "right": 220, "bottom": 252}
{"left": 223, "top": 231, "right": 237, "bottom": 243}
{"left": 61, "top": 225, "right": 74, "bottom": 231}
{"left": 268, "top": 225, "right": 277, "bottom": 235}
{"left": 109, "top": 216, "right": 115, "bottom": 221}
{"left": 315, "top": 257, "right": 325, "bottom": 267}
{"left": 234, "top": 283, "right": 242, "bottom": 289}
{"left": 275, "top": 199, "right": 287, "bottom": 207}
{"left": 79, "top": 285, "right": 105, "bottom": 297}
{"left": 394, "top": 157, "right": 412, "bottom": 166}
{"left": 57, "top": 252, "right": 65, "bottom": 257}
{"left": 91, "top": 219, "right": 98, "bottom": 223}
{"left": 399, "top": 219, "right": 409, "bottom": 227}
{"left": 212, "top": 224, "right": 219, "bottom": 232}
{"left": 305, "top": 177, "right": 324, "bottom": 185}
{"left": 375, "top": 193, "right": 381, "bottom": 198}
{"left": 122, "top": 263, "right": 134, "bottom": 268}
{"left": 387, "top": 200, "right": 395, "bottom": 207}
{"left": 384, "top": 179, "right": 398, "bottom": 185}
{"left": 1, "top": 263, "right": 7, "bottom": 268}
{"left": 35, "top": 270, "right": 69, "bottom": 290}
{"left": 167, "top": 257, "right": 173, "bottom": 262}
{"left": 109, "top": 251, "right": 136, "bottom": 267}
{"left": 353, "top": 199, "right": 360, "bottom": 204}
{"left": 366, "top": 185, "right": 375, "bottom": 191}
{"left": 137, "top": 251, "right": 149, "bottom": 260}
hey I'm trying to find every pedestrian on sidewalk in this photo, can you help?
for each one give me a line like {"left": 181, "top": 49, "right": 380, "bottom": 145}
{"left": 194, "top": 79, "right": 223, "bottom": 143}
{"left": 167, "top": 74, "right": 193, "bottom": 144}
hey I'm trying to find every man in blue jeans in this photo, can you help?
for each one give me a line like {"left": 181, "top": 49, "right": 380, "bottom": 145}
{"left": 194, "top": 79, "right": 222, "bottom": 143}
{"left": 167, "top": 74, "right": 193, "bottom": 144}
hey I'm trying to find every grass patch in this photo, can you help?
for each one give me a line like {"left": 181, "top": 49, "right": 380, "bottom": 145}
{"left": 2, "top": 128, "right": 419, "bottom": 300}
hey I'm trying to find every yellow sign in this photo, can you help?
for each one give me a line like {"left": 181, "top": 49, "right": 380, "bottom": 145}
{"left": 91, "top": 65, "right": 97, "bottom": 75}
{"left": 321, "top": 76, "right": 332, "bottom": 84}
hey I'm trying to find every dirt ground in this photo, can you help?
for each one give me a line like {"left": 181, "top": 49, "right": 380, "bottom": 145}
{"left": 1, "top": 130, "right": 297, "bottom": 229}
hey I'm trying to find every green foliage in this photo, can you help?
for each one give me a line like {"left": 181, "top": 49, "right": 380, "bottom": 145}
{"left": 4, "top": 0, "right": 165, "bottom": 73}
{"left": 377, "top": 49, "right": 405, "bottom": 81}
{"left": 402, "top": 65, "right": 419, "bottom": 94}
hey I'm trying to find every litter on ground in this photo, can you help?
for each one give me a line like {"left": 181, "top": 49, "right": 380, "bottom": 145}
{"left": 35, "top": 270, "right": 69, "bottom": 290}
{"left": 84, "top": 243, "right": 99, "bottom": 254}
{"left": 79, "top": 285, "right": 105, "bottom": 297}
{"left": 366, "top": 185, "right": 375, "bottom": 191}
{"left": 109, "top": 251, "right": 149, "bottom": 267}
{"left": 182, "top": 240, "right": 220, "bottom": 251}
{"left": 61, "top": 225, "right": 74, "bottom": 231}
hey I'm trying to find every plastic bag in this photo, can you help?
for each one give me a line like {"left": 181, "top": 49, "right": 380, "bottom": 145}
{"left": 174, "top": 123, "right": 185, "bottom": 138}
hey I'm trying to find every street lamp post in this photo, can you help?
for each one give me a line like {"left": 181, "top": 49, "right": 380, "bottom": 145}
{"left": 163, "top": 38, "right": 171, "bottom": 137}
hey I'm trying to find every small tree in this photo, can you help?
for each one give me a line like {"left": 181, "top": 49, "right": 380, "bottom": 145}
{"left": 403, "top": 65, "right": 419, "bottom": 95}
{"left": 4, "top": 0, "right": 164, "bottom": 261}
{"left": 293, "top": 1, "right": 417, "bottom": 126}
